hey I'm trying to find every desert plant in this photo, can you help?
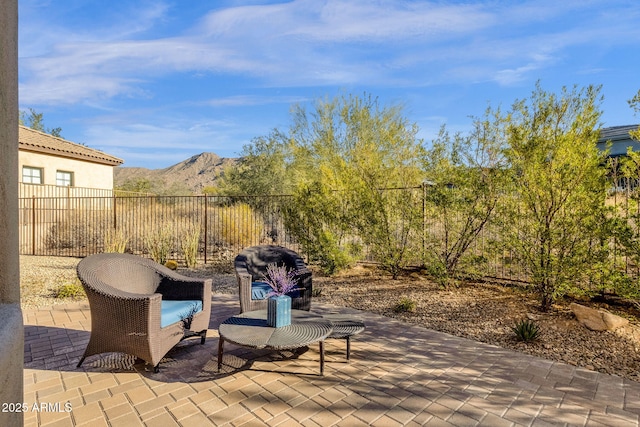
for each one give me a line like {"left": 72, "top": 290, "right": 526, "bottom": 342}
{"left": 217, "top": 203, "right": 264, "bottom": 247}
{"left": 502, "top": 83, "right": 608, "bottom": 311}
{"left": 45, "top": 208, "right": 105, "bottom": 251}
{"left": 144, "top": 223, "right": 174, "bottom": 264}
{"left": 104, "top": 228, "right": 128, "bottom": 253}
{"left": 393, "top": 297, "right": 417, "bottom": 313}
{"left": 54, "top": 281, "right": 85, "bottom": 299}
{"left": 512, "top": 318, "right": 541, "bottom": 342}
{"left": 180, "top": 223, "right": 200, "bottom": 268}
{"left": 282, "top": 182, "right": 355, "bottom": 275}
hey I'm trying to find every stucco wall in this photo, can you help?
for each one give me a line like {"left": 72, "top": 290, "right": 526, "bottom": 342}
{"left": 19, "top": 151, "right": 115, "bottom": 189}
{"left": 0, "top": 0, "right": 24, "bottom": 426}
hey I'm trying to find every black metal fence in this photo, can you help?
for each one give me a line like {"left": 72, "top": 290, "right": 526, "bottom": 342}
{"left": 17, "top": 180, "right": 640, "bottom": 285}
{"left": 19, "top": 194, "right": 300, "bottom": 265}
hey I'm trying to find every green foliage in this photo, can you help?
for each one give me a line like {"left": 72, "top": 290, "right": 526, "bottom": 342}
{"left": 501, "top": 82, "right": 608, "bottom": 311}
{"left": 512, "top": 318, "right": 541, "bottom": 342}
{"left": 218, "top": 130, "right": 293, "bottom": 197}
{"left": 144, "top": 224, "right": 174, "bottom": 264}
{"left": 287, "top": 93, "right": 426, "bottom": 277}
{"left": 282, "top": 182, "right": 355, "bottom": 275}
{"left": 20, "top": 108, "right": 63, "bottom": 137}
{"left": 423, "top": 107, "right": 508, "bottom": 279}
{"left": 628, "top": 89, "right": 640, "bottom": 141}
{"left": 54, "top": 281, "right": 85, "bottom": 299}
{"left": 217, "top": 203, "right": 264, "bottom": 247}
{"left": 116, "top": 178, "right": 191, "bottom": 196}
{"left": 393, "top": 297, "right": 417, "bottom": 313}
{"left": 103, "top": 228, "right": 128, "bottom": 253}
{"left": 116, "top": 178, "right": 157, "bottom": 194}
{"left": 180, "top": 224, "right": 200, "bottom": 268}
{"left": 221, "top": 93, "right": 426, "bottom": 276}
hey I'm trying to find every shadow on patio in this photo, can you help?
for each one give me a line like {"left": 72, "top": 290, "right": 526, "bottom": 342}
{"left": 23, "top": 294, "right": 640, "bottom": 426}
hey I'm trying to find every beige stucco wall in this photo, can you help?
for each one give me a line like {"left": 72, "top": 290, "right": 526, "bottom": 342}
{"left": 0, "top": 0, "right": 25, "bottom": 426}
{"left": 19, "top": 151, "right": 115, "bottom": 189}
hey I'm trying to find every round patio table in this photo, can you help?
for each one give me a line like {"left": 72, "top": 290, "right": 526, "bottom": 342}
{"left": 217, "top": 309, "right": 333, "bottom": 375}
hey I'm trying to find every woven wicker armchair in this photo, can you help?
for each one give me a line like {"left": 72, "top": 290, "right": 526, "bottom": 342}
{"left": 76, "top": 253, "right": 212, "bottom": 372}
{"left": 234, "top": 245, "right": 312, "bottom": 313}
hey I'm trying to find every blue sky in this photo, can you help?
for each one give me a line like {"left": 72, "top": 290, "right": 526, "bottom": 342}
{"left": 19, "top": 0, "right": 640, "bottom": 169}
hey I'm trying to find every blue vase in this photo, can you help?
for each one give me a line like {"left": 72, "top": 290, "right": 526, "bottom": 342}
{"left": 267, "top": 295, "right": 291, "bottom": 328}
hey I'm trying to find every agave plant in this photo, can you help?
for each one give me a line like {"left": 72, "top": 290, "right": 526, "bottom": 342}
{"left": 512, "top": 318, "right": 541, "bottom": 342}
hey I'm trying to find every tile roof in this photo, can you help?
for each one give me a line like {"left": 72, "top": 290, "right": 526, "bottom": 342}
{"left": 18, "top": 126, "right": 123, "bottom": 166}
{"left": 598, "top": 124, "right": 639, "bottom": 142}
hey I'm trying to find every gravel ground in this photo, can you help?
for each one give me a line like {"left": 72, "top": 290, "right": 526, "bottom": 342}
{"left": 20, "top": 256, "right": 640, "bottom": 382}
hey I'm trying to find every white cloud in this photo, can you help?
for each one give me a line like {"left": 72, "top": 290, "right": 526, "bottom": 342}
{"left": 18, "top": 0, "right": 640, "bottom": 106}
{"left": 204, "top": 94, "right": 309, "bottom": 107}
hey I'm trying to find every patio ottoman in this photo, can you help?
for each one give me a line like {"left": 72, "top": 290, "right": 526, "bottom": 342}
{"left": 323, "top": 315, "right": 365, "bottom": 361}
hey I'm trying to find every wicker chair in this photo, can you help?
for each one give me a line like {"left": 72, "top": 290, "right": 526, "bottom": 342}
{"left": 76, "top": 253, "right": 212, "bottom": 372}
{"left": 234, "top": 245, "right": 312, "bottom": 313}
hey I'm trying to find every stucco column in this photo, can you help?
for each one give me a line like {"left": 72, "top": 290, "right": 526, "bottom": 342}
{"left": 0, "top": 0, "right": 24, "bottom": 426}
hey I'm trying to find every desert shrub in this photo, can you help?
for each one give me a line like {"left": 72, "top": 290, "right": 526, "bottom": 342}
{"left": 512, "top": 318, "right": 541, "bottom": 342}
{"left": 144, "top": 223, "right": 174, "bottom": 264}
{"left": 282, "top": 183, "right": 355, "bottom": 275}
{"left": 393, "top": 297, "right": 417, "bottom": 313}
{"left": 216, "top": 203, "right": 264, "bottom": 247}
{"left": 180, "top": 223, "right": 200, "bottom": 268}
{"left": 103, "top": 228, "right": 128, "bottom": 253}
{"left": 46, "top": 211, "right": 103, "bottom": 250}
{"left": 54, "top": 281, "right": 85, "bottom": 299}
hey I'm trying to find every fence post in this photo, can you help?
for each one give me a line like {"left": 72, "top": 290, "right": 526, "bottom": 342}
{"left": 421, "top": 182, "right": 427, "bottom": 267}
{"left": 31, "top": 196, "right": 36, "bottom": 256}
{"left": 112, "top": 195, "right": 117, "bottom": 230}
{"left": 203, "top": 195, "right": 208, "bottom": 264}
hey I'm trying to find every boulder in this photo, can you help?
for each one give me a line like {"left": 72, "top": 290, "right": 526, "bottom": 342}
{"left": 570, "top": 303, "right": 629, "bottom": 331}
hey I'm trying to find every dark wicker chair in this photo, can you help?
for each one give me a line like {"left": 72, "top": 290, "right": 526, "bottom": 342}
{"left": 76, "top": 253, "right": 212, "bottom": 372}
{"left": 234, "top": 245, "right": 312, "bottom": 313}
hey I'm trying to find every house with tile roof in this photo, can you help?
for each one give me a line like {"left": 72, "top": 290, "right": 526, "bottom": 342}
{"left": 596, "top": 124, "right": 640, "bottom": 157}
{"left": 19, "top": 125, "right": 123, "bottom": 197}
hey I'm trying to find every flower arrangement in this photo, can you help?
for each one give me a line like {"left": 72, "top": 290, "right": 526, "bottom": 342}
{"left": 262, "top": 263, "right": 299, "bottom": 297}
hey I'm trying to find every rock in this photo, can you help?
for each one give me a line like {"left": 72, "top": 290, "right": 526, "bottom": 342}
{"left": 570, "top": 303, "right": 629, "bottom": 331}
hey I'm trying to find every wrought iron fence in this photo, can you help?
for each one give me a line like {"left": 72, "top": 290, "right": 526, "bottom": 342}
{"left": 18, "top": 179, "right": 640, "bottom": 285}
{"left": 19, "top": 194, "right": 300, "bottom": 265}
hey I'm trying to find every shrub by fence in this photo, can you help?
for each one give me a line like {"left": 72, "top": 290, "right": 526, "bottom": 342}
{"left": 17, "top": 181, "right": 640, "bottom": 294}
{"left": 19, "top": 194, "right": 299, "bottom": 266}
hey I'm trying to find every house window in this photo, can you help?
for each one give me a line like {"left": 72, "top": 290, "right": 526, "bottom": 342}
{"left": 22, "top": 166, "right": 43, "bottom": 184}
{"left": 56, "top": 171, "right": 74, "bottom": 187}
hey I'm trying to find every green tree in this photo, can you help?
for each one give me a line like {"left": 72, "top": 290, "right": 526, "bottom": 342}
{"left": 218, "top": 130, "right": 293, "bottom": 196}
{"left": 502, "top": 83, "right": 608, "bottom": 311}
{"left": 286, "top": 94, "right": 426, "bottom": 277}
{"left": 628, "top": 89, "right": 640, "bottom": 141}
{"left": 423, "top": 107, "right": 508, "bottom": 281}
{"left": 19, "top": 108, "right": 62, "bottom": 137}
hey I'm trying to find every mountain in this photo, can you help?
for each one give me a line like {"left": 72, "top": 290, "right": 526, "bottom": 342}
{"left": 114, "top": 152, "right": 238, "bottom": 194}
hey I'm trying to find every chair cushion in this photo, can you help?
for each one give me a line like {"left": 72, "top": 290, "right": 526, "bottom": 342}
{"left": 251, "top": 281, "right": 272, "bottom": 300}
{"left": 251, "top": 281, "right": 301, "bottom": 300}
{"left": 160, "top": 300, "right": 202, "bottom": 328}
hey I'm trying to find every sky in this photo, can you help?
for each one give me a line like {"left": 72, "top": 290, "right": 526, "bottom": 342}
{"left": 18, "top": 0, "right": 640, "bottom": 169}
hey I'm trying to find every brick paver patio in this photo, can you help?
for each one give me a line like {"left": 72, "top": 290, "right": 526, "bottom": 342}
{"left": 22, "top": 294, "right": 640, "bottom": 426}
